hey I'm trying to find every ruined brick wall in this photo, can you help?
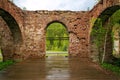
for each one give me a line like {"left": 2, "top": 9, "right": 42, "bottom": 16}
{"left": 23, "top": 11, "right": 89, "bottom": 58}
{"left": 0, "top": 0, "right": 90, "bottom": 60}
{"left": 89, "top": 0, "right": 120, "bottom": 18}
{"left": 0, "top": 0, "right": 119, "bottom": 61}
{"left": 0, "top": 0, "right": 25, "bottom": 60}
{"left": 0, "top": 17, "right": 14, "bottom": 60}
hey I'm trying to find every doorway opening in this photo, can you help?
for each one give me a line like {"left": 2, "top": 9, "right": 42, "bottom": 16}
{"left": 46, "top": 22, "right": 69, "bottom": 57}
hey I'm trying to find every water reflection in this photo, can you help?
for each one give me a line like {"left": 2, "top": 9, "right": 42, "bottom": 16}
{"left": 0, "top": 55, "right": 119, "bottom": 80}
{"left": 45, "top": 56, "right": 70, "bottom": 80}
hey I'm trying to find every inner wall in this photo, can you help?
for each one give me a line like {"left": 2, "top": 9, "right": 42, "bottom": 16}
{"left": 0, "top": 16, "right": 14, "bottom": 60}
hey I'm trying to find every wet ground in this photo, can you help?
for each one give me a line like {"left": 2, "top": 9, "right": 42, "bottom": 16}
{"left": 0, "top": 56, "right": 119, "bottom": 80}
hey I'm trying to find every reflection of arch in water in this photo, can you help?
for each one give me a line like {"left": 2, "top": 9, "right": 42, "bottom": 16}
{"left": 90, "top": 5, "right": 120, "bottom": 62}
{"left": 45, "top": 21, "right": 69, "bottom": 56}
{"left": 0, "top": 8, "right": 22, "bottom": 60}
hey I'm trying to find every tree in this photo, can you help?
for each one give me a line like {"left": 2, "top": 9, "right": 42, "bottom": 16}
{"left": 23, "top": 7, "right": 27, "bottom": 10}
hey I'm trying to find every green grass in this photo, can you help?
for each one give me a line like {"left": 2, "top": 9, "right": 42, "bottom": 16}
{"left": 101, "top": 63, "right": 120, "bottom": 75}
{"left": 46, "top": 51, "right": 68, "bottom": 57}
{"left": 0, "top": 60, "right": 15, "bottom": 70}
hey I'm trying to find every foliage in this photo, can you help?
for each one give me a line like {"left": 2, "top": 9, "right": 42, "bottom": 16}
{"left": 112, "top": 23, "right": 120, "bottom": 58}
{"left": 0, "top": 60, "right": 15, "bottom": 70}
{"left": 91, "top": 18, "right": 106, "bottom": 47}
{"left": 112, "top": 58, "right": 120, "bottom": 67}
{"left": 46, "top": 22, "right": 69, "bottom": 51}
{"left": 110, "top": 10, "right": 120, "bottom": 58}
{"left": 91, "top": 18, "right": 107, "bottom": 62}
{"left": 0, "top": 49, "right": 3, "bottom": 62}
{"left": 101, "top": 63, "right": 120, "bottom": 75}
{"left": 23, "top": 7, "right": 27, "bottom": 10}
{"left": 110, "top": 10, "right": 120, "bottom": 26}
{"left": 90, "top": 17, "right": 97, "bottom": 29}
{"left": 91, "top": 9, "right": 120, "bottom": 62}
{"left": 46, "top": 51, "right": 68, "bottom": 57}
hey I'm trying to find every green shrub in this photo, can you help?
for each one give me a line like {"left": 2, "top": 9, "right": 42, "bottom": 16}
{"left": 101, "top": 63, "right": 120, "bottom": 75}
{"left": 0, "top": 60, "right": 15, "bottom": 70}
{"left": 112, "top": 58, "right": 120, "bottom": 67}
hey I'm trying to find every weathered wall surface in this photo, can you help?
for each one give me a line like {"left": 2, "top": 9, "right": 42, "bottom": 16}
{"left": 0, "top": 0, "right": 119, "bottom": 61}
{"left": 23, "top": 11, "right": 89, "bottom": 58}
{"left": 0, "top": 17, "right": 14, "bottom": 60}
{"left": 0, "top": 0, "right": 25, "bottom": 60}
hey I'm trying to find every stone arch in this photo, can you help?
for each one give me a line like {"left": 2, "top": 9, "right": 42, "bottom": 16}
{"left": 0, "top": 8, "right": 22, "bottom": 43}
{"left": 0, "top": 8, "right": 22, "bottom": 60}
{"left": 96, "top": 5, "right": 120, "bottom": 24}
{"left": 90, "top": 5, "right": 120, "bottom": 62}
{"left": 45, "top": 20, "right": 69, "bottom": 54}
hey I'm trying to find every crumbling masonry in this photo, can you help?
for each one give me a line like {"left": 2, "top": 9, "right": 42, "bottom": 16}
{"left": 0, "top": 0, "right": 120, "bottom": 61}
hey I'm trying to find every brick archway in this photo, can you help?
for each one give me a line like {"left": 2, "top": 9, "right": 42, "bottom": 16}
{"left": 0, "top": 8, "right": 22, "bottom": 43}
{"left": 45, "top": 20, "right": 68, "bottom": 30}
{"left": 0, "top": 8, "right": 23, "bottom": 60}
{"left": 45, "top": 21, "right": 69, "bottom": 54}
{"left": 90, "top": 5, "right": 120, "bottom": 62}
{"left": 24, "top": 11, "right": 89, "bottom": 58}
{"left": 0, "top": 0, "right": 119, "bottom": 61}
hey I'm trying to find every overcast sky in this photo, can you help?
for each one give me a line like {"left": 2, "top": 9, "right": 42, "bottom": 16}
{"left": 13, "top": 0, "right": 97, "bottom": 11}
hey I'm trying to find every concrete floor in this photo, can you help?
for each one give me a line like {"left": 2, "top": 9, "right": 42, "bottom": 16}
{"left": 0, "top": 56, "right": 119, "bottom": 80}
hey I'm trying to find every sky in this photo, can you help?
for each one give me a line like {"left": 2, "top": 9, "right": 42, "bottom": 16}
{"left": 13, "top": 0, "right": 97, "bottom": 11}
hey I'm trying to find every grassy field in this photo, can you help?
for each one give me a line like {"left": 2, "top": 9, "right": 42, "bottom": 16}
{"left": 46, "top": 51, "right": 68, "bottom": 57}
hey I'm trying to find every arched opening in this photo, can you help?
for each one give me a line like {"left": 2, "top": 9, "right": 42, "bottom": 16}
{"left": 90, "top": 5, "right": 120, "bottom": 63}
{"left": 111, "top": 10, "right": 120, "bottom": 58}
{"left": 45, "top": 21, "right": 69, "bottom": 57}
{"left": 0, "top": 8, "right": 22, "bottom": 61}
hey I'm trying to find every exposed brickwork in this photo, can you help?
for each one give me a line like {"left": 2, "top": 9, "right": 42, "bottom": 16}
{"left": 0, "top": 0, "right": 119, "bottom": 61}
{"left": 0, "top": 17, "right": 14, "bottom": 60}
{"left": 23, "top": 11, "right": 89, "bottom": 58}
